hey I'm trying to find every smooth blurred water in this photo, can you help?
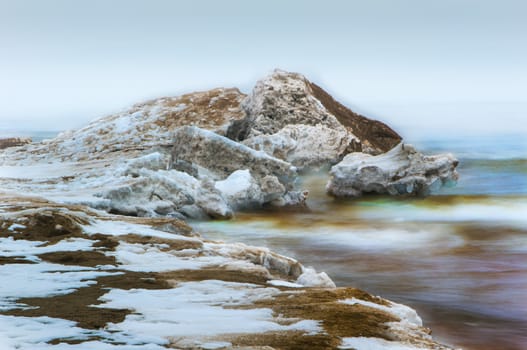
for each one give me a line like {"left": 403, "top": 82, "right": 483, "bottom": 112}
{"left": 194, "top": 135, "right": 527, "bottom": 350}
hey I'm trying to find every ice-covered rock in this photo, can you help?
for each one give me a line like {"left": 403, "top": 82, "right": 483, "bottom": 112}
{"left": 296, "top": 267, "right": 337, "bottom": 288}
{"left": 171, "top": 126, "right": 306, "bottom": 208}
{"left": 226, "top": 69, "right": 401, "bottom": 170}
{"left": 327, "top": 143, "right": 459, "bottom": 197}
{"left": 232, "top": 70, "right": 347, "bottom": 137}
{"left": 1, "top": 88, "right": 246, "bottom": 165}
{"left": 124, "top": 152, "right": 170, "bottom": 173}
{"left": 214, "top": 169, "right": 263, "bottom": 210}
{"left": 98, "top": 165, "right": 233, "bottom": 219}
{"left": 242, "top": 124, "right": 358, "bottom": 171}
{"left": 172, "top": 126, "right": 296, "bottom": 184}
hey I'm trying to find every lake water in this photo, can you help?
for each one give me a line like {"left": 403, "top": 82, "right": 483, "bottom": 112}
{"left": 193, "top": 134, "right": 527, "bottom": 350}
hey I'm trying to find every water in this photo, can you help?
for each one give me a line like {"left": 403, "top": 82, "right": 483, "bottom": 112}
{"left": 193, "top": 134, "right": 527, "bottom": 350}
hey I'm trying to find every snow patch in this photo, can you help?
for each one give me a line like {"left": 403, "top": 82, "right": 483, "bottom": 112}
{"left": 0, "top": 237, "right": 94, "bottom": 258}
{"left": 340, "top": 337, "right": 425, "bottom": 350}
{"left": 267, "top": 280, "right": 304, "bottom": 288}
{"left": 0, "top": 262, "right": 119, "bottom": 311}
{"left": 340, "top": 298, "right": 422, "bottom": 326}
{"left": 98, "top": 280, "right": 321, "bottom": 342}
{"left": 7, "top": 223, "right": 26, "bottom": 232}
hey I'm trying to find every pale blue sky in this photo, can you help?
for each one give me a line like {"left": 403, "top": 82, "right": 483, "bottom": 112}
{"left": 1, "top": 0, "right": 526, "bottom": 137}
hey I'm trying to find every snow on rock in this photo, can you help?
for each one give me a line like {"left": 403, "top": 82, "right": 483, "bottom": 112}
{"left": 171, "top": 126, "right": 306, "bottom": 208}
{"left": 236, "top": 70, "right": 346, "bottom": 136}
{"left": 0, "top": 69, "right": 454, "bottom": 218}
{"left": 97, "top": 163, "right": 233, "bottom": 219}
{"left": 226, "top": 69, "right": 401, "bottom": 170}
{"left": 214, "top": 169, "right": 264, "bottom": 210}
{"left": 340, "top": 297, "right": 422, "bottom": 327}
{"left": 339, "top": 337, "right": 427, "bottom": 350}
{"left": 296, "top": 267, "right": 337, "bottom": 288}
{"left": 0, "top": 262, "right": 119, "bottom": 311}
{"left": 172, "top": 126, "right": 296, "bottom": 184}
{"left": 226, "top": 70, "right": 361, "bottom": 169}
{"left": 97, "top": 280, "right": 321, "bottom": 344}
{"left": 267, "top": 280, "right": 304, "bottom": 288}
{"left": 327, "top": 143, "right": 459, "bottom": 197}
{"left": 243, "top": 124, "right": 358, "bottom": 171}
{"left": 0, "top": 88, "right": 246, "bottom": 165}
{"left": 124, "top": 152, "right": 170, "bottom": 172}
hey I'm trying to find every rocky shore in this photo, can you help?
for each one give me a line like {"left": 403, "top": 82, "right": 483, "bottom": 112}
{"left": 0, "top": 70, "right": 459, "bottom": 349}
{"left": 0, "top": 137, "right": 32, "bottom": 150}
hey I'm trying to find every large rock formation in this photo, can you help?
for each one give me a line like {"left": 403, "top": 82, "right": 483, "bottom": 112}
{"left": 327, "top": 143, "right": 459, "bottom": 197}
{"left": 226, "top": 70, "right": 401, "bottom": 170}
{"left": 0, "top": 69, "right": 458, "bottom": 219}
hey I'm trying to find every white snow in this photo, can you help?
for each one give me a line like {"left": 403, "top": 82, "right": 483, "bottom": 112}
{"left": 0, "top": 237, "right": 94, "bottom": 259}
{"left": 340, "top": 337, "right": 425, "bottom": 350}
{"left": 267, "top": 280, "right": 304, "bottom": 288}
{"left": 0, "top": 315, "right": 166, "bottom": 350}
{"left": 7, "top": 223, "right": 26, "bottom": 231}
{"left": 109, "top": 242, "right": 227, "bottom": 272}
{"left": 340, "top": 298, "right": 422, "bottom": 326}
{"left": 0, "top": 262, "right": 120, "bottom": 311}
{"left": 215, "top": 169, "right": 254, "bottom": 197}
{"left": 98, "top": 280, "right": 321, "bottom": 342}
{"left": 0, "top": 164, "right": 77, "bottom": 179}
{"left": 82, "top": 219, "right": 197, "bottom": 241}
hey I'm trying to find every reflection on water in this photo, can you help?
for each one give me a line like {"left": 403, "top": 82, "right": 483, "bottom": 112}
{"left": 193, "top": 170, "right": 527, "bottom": 350}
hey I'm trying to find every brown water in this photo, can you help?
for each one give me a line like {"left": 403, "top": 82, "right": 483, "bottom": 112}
{"left": 193, "top": 173, "right": 527, "bottom": 350}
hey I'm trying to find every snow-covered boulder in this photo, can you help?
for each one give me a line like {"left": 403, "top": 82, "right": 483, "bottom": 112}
{"left": 99, "top": 160, "right": 233, "bottom": 219}
{"left": 172, "top": 126, "right": 297, "bottom": 184}
{"left": 226, "top": 69, "right": 401, "bottom": 171}
{"left": 242, "top": 124, "right": 358, "bottom": 171}
{"left": 235, "top": 70, "right": 347, "bottom": 137}
{"left": 1, "top": 88, "right": 246, "bottom": 165}
{"left": 296, "top": 267, "right": 336, "bottom": 288}
{"left": 327, "top": 143, "right": 459, "bottom": 197}
{"left": 214, "top": 170, "right": 263, "bottom": 210}
{"left": 171, "top": 126, "right": 306, "bottom": 208}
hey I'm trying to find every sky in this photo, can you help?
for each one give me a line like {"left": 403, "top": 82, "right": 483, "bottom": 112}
{"left": 1, "top": 0, "right": 526, "bottom": 138}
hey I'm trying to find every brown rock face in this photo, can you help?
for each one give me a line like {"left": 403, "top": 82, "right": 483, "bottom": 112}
{"left": 307, "top": 82, "right": 402, "bottom": 154}
{"left": 0, "top": 137, "right": 32, "bottom": 150}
